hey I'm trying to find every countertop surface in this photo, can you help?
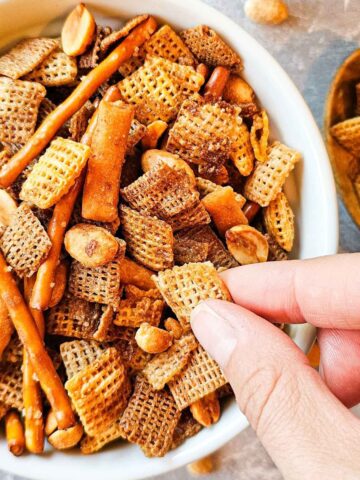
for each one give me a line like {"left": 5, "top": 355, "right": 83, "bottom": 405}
{"left": 1, "top": 1, "right": 360, "bottom": 479}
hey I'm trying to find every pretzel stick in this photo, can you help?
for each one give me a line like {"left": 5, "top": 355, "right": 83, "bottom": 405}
{"left": 0, "top": 16, "right": 158, "bottom": 188}
{"left": 23, "top": 276, "right": 45, "bottom": 454}
{"left": 0, "top": 296, "right": 13, "bottom": 359}
{"left": 243, "top": 201, "right": 261, "bottom": 222}
{"left": 5, "top": 411, "right": 25, "bottom": 456}
{"left": 204, "top": 66, "right": 230, "bottom": 100}
{"left": 0, "top": 253, "right": 75, "bottom": 430}
{"left": 30, "top": 86, "right": 122, "bottom": 311}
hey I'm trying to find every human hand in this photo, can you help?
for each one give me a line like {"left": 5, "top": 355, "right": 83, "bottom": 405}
{"left": 191, "top": 254, "right": 360, "bottom": 480}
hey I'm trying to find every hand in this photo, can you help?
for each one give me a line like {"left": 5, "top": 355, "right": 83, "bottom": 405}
{"left": 191, "top": 254, "right": 360, "bottom": 480}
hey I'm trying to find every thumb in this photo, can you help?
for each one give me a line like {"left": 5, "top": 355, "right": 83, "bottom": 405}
{"left": 191, "top": 299, "right": 360, "bottom": 480}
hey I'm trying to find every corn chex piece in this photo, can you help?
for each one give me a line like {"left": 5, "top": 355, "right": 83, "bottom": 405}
{"left": 119, "top": 24, "right": 195, "bottom": 77}
{"left": 24, "top": 49, "right": 78, "bottom": 86}
{"left": 153, "top": 262, "right": 232, "bottom": 329}
{"left": 120, "top": 204, "right": 174, "bottom": 271}
{"left": 230, "top": 117, "right": 255, "bottom": 176}
{"left": 0, "top": 77, "right": 46, "bottom": 144}
{"left": 0, "top": 37, "right": 58, "bottom": 79}
{"left": 180, "top": 25, "right": 242, "bottom": 73}
{"left": 79, "top": 26, "right": 112, "bottom": 69}
{"left": 166, "top": 95, "right": 240, "bottom": 167}
{"left": 0, "top": 203, "right": 51, "bottom": 278}
{"left": 111, "top": 327, "right": 153, "bottom": 371}
{"left": 165, "top": 201, "right": 211, "bottom": 232}
{"left": 265, "top": 233, "right": 288, "bottom": 261}
{"left": 330, "top": 117, "right": 360, "bottom": 157}
{"left": 60, "top": 339, "right": 107, "bottom": 380}
{"left": 264, "top": 191, "right": 294, "bottom": 252}
{"left": 171, "top": 410, "right": 202, "bottom": 450}
{"left": 124, "top": 284, "right": 162, "bottom": 301}
{"left": 174, "top": 238, "right": 209, "bottom": 265}
{"left": 169, "top": 345, "right": 227, "bottom": 410}
{"left": 81, "top": 416, "right": 124, "bottom": 454}
{"left": 0, "top": 363, "right": 23, "bottom": 410}
{"left": 126, "top": 119, "right": 147, "bottom": 154}
{"left": 20, "top": 137, "right": 90, "bottom": 209}
{"left": 244, "top": 141, "right": 301, "bottom": 207}
{"left": 118, "top": 56, "right": 204, "bottom": 124}
{"left": 114, "top": 297, "right": 164, "bottom": 328}
{"left": 47, "top": 295, "right": 114, "bottom": 341}
{"left": 66, "top": 347, "right": 130, "bottom": 436}
{"left": 142, "top": 333, "right": 198, "bottom": 390}
{"left": 119, "top": 375, "right": 181, "bottom": 457}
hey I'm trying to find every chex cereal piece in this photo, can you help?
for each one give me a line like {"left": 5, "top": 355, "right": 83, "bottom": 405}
{"left": 0, "top": 203, "right": 51, "bottom": 278}
{"left": 2, "top": 335, "right": 22, "bottom": 363}
{"left": 37, "top": 97, "right": 56, "bottom": 126}
{"left": 330, "top": 117, "right": 360, "bottom": 157}
{"left": 126, "top": 119, "right": 147, "bottom": 154}
{"left": 265, "top": 233, "right": 288, "bottom": 261}
{"left": 165, "top": 201, "right": 211, "bottom": 232}
{"left": 66, "top": 347, "right": 130, "bottom": 436}
{"left": 196, "top": 177, "right": 222, "bottom": 198}
{"left": 69, "top": 101, "right": 95, "bottom": 142}
{"left": 174, "top": 238, "right": 209, "bottom": 265}
{"left": 0, "top": 77, "right": 46, "bottom": 144}
{"left": 111, "top": 327, "right": 153, "bottom": 371}
{"left": 230, "top": 117, "right": 255, "bottom": 176}
{"left": 153, "top": 262, "right": 231, "bottom": 329}
{"left": 166, "top": 95, "right": 240, "bottom": 167}
{"left": 264, "top": 191, "right": 294, "bottom": 252}
{"left": 169, "top": 345, "right": 227, "bottom": 410}
{"left": 114, "top": 297, "right": 164, "bottom": 328}
{"left": 100, "top": 14, "right": 149, "bottom": 55}
{"left": 124, "top": 284, "right": 162, "bottom": 300}
{"left": 118, "top": 56, "right": 204, "bottom": 124}
{"left": 119, "top": 375, "right": 181, "bottom": 457}
{"left": 47, "top": 295, "right": 114, "bottom": 341}
{"left": 24, "top": 49, "right": 78, "bottom": 86}
{"left": 180, "top": 25, "right": 242, "bottom": 73}
{"left": 171, "top": 410, "right": 202, "bottom": 449}
{"left": 79, "top": 26, "right": 112, "bottom": 69}
{"left": 0, "top": 362, "right": 23, "bottom": 410}
{"left": 120, "top": 205, "right": 174, "bottom": 271}
{"left": 143, "top": 333, "right": 198, "bottom": 390}
{"left": 244, "top": 141, "right": 301, "bottom": 207}
{"left": 119, "top": 24, "right": 195, "bottom": 77}
{"left": 0, "top": 37, "right": 58, "bottom": 79}
{"left": 60, "top": 339, "right": 106, "bottom": 380}
{"left": 81, "top": 416, "right": 124, "bottom": 454}
{"left": 20, "top": 137, "right": 91, "bottom": 209}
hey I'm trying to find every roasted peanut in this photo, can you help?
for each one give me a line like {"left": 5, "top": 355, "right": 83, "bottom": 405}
{"left": 0, "top": 189, "right": 17, "bottom": 227}
{"left": 190, "top": 392, "right": 220, "bottom": 427}
{"left": 226, "top": 225, "right": 268, "bottom": 264}
{"left": 141, "top": 149, "right": 196, "bottom": 185}
{"left": 223, "top": 74, "right": 255, "bottom": 104}
{"left": 64, "top": 223, "right": 119, "bottom": 267}
{"left": 135, "top": 322, "right": 173, "bottom": 354}
{"left": 164, "top": 317, "right": 183, "bottom": 340}
{"left": 187, "top": 456, "right": 215, "bottom": 476}
{"left": 48, "top": 261, "right": 67, "bottom": 308}
{"left": 141, "top": 120, "right": 168, "bottom": 149}
{"left": 245, "top": 0, "right": 289, "bottom": 25}
{"left": 48, "top": 423, "right": 84, "bottom": 450}
{"left": 61, "top": 3, "right": 96, "bottom": 56}
{"left": 45, "top": 409, "right": 58, "bottom": 436}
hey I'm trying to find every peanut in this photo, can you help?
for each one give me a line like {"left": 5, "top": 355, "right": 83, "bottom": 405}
{"left": 141, "top": 149, "right": 196, "bottom": 185}
{"left": 164, "top": 317, "right": 183, "bottom": 340}
{"left": 135, "top": 322, "right": 173, "bottom": 354}
{"left": 190, "top": 392, "right": 220, "bottom": 427}
{"left": 187, "top": 456, "right": 215, "bottom": 476}
{"left": 61, "top": 3, "right": 96, "bottom": 56}
{"left": 141, "top": 120, "right": 168, "bottom": 150}
{"left": 244, "top": 0, "right": 289, "bottom": 25}
{"left": 48, "top": 423, "right": 84, "bottom": 450}
{"left": 223, "top": 74, "right": 255, "bottom": 104}
{"left": 225, "top": 224, "right": 268, "bottom": 264}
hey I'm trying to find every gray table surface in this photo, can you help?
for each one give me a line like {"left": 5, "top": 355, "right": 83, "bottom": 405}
{"left": 1, "top": 1, "right": 360, "bottom": 479}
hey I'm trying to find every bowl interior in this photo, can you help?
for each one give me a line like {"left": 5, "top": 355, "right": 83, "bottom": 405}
{"left": 0, "top": 1, "right": 338, "bottom": 479}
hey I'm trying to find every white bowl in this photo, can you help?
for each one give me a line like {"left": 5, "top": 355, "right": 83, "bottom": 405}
{"left": 0, "top": 1, "right": 338, "bottom": 479}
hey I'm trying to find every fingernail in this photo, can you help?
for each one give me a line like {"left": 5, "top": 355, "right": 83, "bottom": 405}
{"left": 191, "top": 300, "right": 238, "bottom": 369}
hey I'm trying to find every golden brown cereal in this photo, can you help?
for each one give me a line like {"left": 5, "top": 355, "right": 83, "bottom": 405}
{"left": 24, "top": 49, "right": 78, "bottom": 86}
{"left": 265, "top": 233, "right": 288, "bottom": 261}
{"left": 0, "top": 363, "right": 23, "bottom": 410}
{"left": 225, "top": 225, "right": 269, "bottom": 264}
{"left": 164, "top": 318, "right": 183, "bottom": 340}
{"left": 141, "top": 150, "right": 196, "bottom": 185}
{"left": 2, "top": 335, "right": 22, "bottom": 364}
{"left": 80, "top": 417, "right": 124, "bottom": 454}
{"left": 171, "top": 410, "right": 202, "bottom": 449}
{"left": 165, "top": 201, "right": 211, "bottom": 232}
{"left": 330, "top": 117, "right": 360, "bottom": 157}
{"left": 110, "top": 327, "right": 153, "bottom": 371}
{"left": 230, "top": 117, "right": 255, "bottom": 176}
{"left": 114, "top": 298, "right": 164, "bottom": 328}
{"left": 250, "top": 110, "right": 269, "bottom": 163}
{"left": 124, "top": 284, "right": 162, "bottom": 301}
{"left": 174, "top": 238, "right": 209, "bottom": 265}
{"left": 189, "top": 392, "right": 220, "bottom": 427}
{"left": 68, "top": 101, "right": 95, "bottom": 142}
{"left": 79, "top": 26, "right": 112, "bottom": 69}
{"left": 245, "top": 0, "right": 289, "bottom": 25}
{"left": 127, "top": 119, "right": 147, "bottom": 154}
{"left": 100, "top": 15, "right": 150, "bottom": 54}
{"left": 264, "top": 191, "right": 294, "bottom": 252}
{"left": 60, "top": 339, "right": 106, "bottom": 380}
{"left": 135, "top": 322, "right": 173, "bottom": 354}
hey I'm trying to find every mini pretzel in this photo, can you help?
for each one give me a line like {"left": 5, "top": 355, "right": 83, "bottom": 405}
{"left": 204, "top": 66, "right": 230, "bottom": 100}
{"left": 5, "top": 411, "right": 25, "bottom": 457}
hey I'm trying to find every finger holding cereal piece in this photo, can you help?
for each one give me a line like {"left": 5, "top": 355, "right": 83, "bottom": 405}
{"left": 225, "top": 225, "right": 269, "bottom": 265}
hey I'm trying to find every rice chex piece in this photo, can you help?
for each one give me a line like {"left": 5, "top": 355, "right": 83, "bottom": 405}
{"left": 119, "top": 24, "right": 195, "bottom": 77}
{"left": 111, "top": 327, "right": 153, "bottom": 371}
{"left": 114, "top": 297, "right": 164, "bottom": 328}
{"left": 60, "top": 340, "right": 107, "bottom": 380}
{"left": 0, "top": 77, "right": 46, "bottom": 144}
{"left": 118, "top": 56, "right": 204, "bottom": 124}
{"left": 0, "top": 203, "right": 51, "bottom": 278}
{"left": 330, "top": 117, "right": 360, "bottom": 157}
{"left": 165, "top": 201, "right": 210, "bottom": 232}
{"left": 100, "top": 14, "right": 149, "bottom": 54}
{"left": 143, "top": 333, "right": 198, "bottom": 390}
{"left": 0, "top": 37, "right": 58, "bottom": 79}
{"left": 120, "top": 204, "right": 174, "bottom": 271}
{"left": 174, "top": 238, "right": 209, "bottom": 265}
{"left": 0, "top": 363, "right": 23, "bottom": 410}
{"left": 264, "top": 191, "right": 295, "bottom": 252}
{"left": 68, "top": 101, "right": 95, "bottom": 142}
{"left": 20, "top": 137, "right": 90, "bottom": 209}
{"left": 79, "top": 26, "right": 112, "bottom": 69}
{"left": 24, "top": 49, "right": 78, "bottom": 86}
{"left": 124, "top": 284, "right": 162, "bottom": 300}
{"left": 153, "top": 262, "right": 232, "bottom": 329}
{"left": 180, "top": 25, "right": 242, "bottom": 73}
{"left": 66, "top": 347, "right": 130, "bottom": 436}
{"left": 119, "top": 375, "right": 181, "bottom": 457}
{"left": 169, "top": 345, "right": 227, "bottom": 410}
{"left": 244, "top": 142, "right": 300, "bottom": 207}
{"left": 81, "top": 416, "right": 125, "bottom": 454}
{"left": 230, "top": 117, "right": 255, "bottom": 176}
{"left": 126, "top": 119, "right": 147, "bottom": 154}
{"left": 171, "top": 410, "right": 202, "bottom": 449}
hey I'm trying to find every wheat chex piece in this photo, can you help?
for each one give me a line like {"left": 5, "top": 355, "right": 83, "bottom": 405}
{"left": 169, "top": 345, "right": 227, "bottom": 410}
{"left": 114, "top": 297, "right": 164, "bottom": 328}
{"left": 244, "top": 141, "right": 301, "bottom": 207}
{"left": 111, "top": 328, "right": 153, "bottom": 371}
{"left": 264, "top": 191, "right": 294, "bottom": 252}
{"left": 126, "top": 119, "right": 147, "bottom": 154}
{"left": 24, "top": 49, "right": 77, "bottom": 86}
{"left": 153, "top": 262, "right": 232, "bottom": 329}
{"left": 100, "top": 14, "right": 150, "bottom": 55}
{"left": 37, "top": 97, "right": 56, "bottom": 125}
{"left": 20, "top": 137, "right": 90, "bottom": 208}
{"left": 174, "top": 238, "right": 209, "bottom": 265}
{"left": 0, "top": 362, "right": 23, "bottom": 410}
{"left": 119, "top": 375, "right": 181, "bottom": 457}
{"left": 171, "top": 410, "right": 202, "bottom": 449}
{"left": 143, "top": 333, "right": 198, "bottom": 390}
{"left": 230, "top": 117, "right": 255, "bottom": 176}
{"left": 0, "top": 203, "right": 51, "bottom": 278}
{"left": 79, "top": 26, "right": 112, "bottom": 69}
{"left": 2, "top": 335, "right": 22, "bottom": 363}
{"left": 60, "top": 339, "right": 107, "bottom": 380}
{"left": 264, "top": 233, "right": 288, "bottom": 261}
{"left": 124, "top": 284, "right": 162, "bottom": 300}
{"left": 118, "top": 56, "right": 204, "bottom": 124}
{"left": 330, "top": 117, "right": 360, "bottom": 157}
{"left": 0, "top": 77, "right": 46, "bottom": 144}
{"left": 166, "top": 95, "right": 240, "bottom": 167}
{"left": 120, "top": 204, "right": 174, "bottom": 271}
{"left": 0, "top": 37, "right": 58, "bottom": 79}
{"left": 166, "top": 201, "right": 211, "bottom": 232}
{"left": 69, "top": 101, "right": 95, "bottom": 142}
{"left": 81, "top": 416, "right": 125, "bottom": 454}
{"left": 119, "top": 24, "right": 195, "bottom": 77}
{"left": 66, "top": 347, "right": 130, "bottom": 436}
{"left": 180, "top": 25, "right": 242, "bottom": 73}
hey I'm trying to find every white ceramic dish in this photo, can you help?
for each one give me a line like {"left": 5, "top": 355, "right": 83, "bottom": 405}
{"left": 0, "top": 0, "right": 338, "bottom": 478}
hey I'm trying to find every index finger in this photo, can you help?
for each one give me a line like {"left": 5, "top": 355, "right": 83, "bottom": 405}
{"left": 221, "top": 253, "right": 360, "bottom": 329}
